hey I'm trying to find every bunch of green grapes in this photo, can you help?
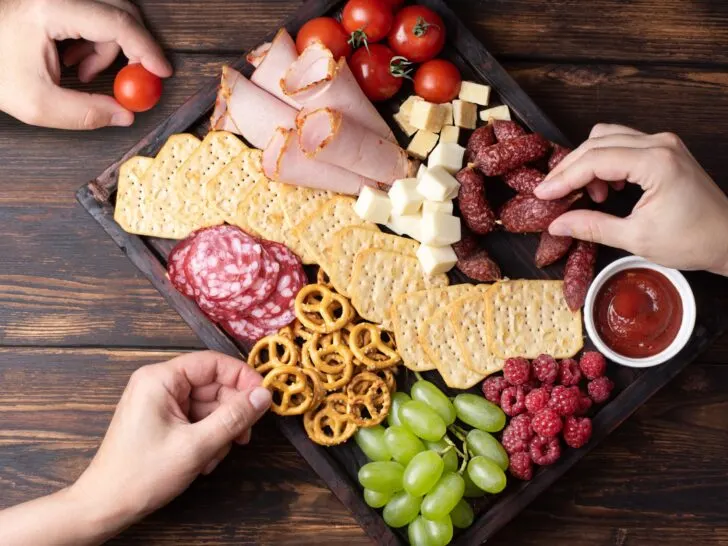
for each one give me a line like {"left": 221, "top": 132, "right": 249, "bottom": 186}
{"left": 355, "top": 374, "right": 509, "bottom": 546}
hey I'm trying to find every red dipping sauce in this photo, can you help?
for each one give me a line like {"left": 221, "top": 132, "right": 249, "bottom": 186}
{"left": 593, "top": 268, "right": 683, "bottom": 358}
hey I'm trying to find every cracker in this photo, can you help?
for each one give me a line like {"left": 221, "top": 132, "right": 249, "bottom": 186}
{"left": 233, "top": 177, "right": 291, "bottom": 245}
{"left": 486, "top": 280, "right": 583, "bottom": 359}
{"left": 330, "top": 227, "right": 419, "bottom": 297}
{"left": 207, "top": 148, "right": 264, "bottom": 223}
{"left": 349, "top": 249, "right": 448, "bottom": 330}
{"left": 113, "top": 155, "right": 154, "bottom": 232}
{"left": 278, "top": 185, "right": 334, "bottom": 265}
{"left": 391, "top": 284, "right": 482, "bottom": 372}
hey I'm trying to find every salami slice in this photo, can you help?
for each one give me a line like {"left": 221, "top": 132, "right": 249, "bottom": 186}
{"left": 223, "top": 316, "right": 269, "bottom": 345}
{"left": 167, "top": 237, "right": 196, "bottom": 298}
{"left": 215, "top": 244, "right": 281, "bottom": 315}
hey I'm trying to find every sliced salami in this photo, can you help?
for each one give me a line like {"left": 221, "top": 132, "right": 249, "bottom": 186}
{"left": 223, "top": 316, "right": 270, "bottom": 345}
{"left": 167, "top": 237, "right": 196, "bottom": 298}
{"left": 196, "top": 293, "right": 238, "bottom": 322}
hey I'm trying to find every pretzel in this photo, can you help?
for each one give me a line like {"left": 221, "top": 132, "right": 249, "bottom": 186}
{"left": 316, "top": 266, "right": 334, "bottom": 289}
{"left": 279, "top": 319, "right": 314, "bottom": 344}
{"left": 263, "top": 365, "right": 314, "bottom": 416}
{"left": 302, "top": 342, "right": 354, "bottom": 391}
{"left": 294, "top": 284, "right": 353, "bottom": 333}
{"left": 348, "top": 323, "right": 401, "bottom": 370}
{"left": 346, "top": 372, "right": 391, "bottom": 428}
{"left": 248, "top": 335, "right": 299, "bottom": 375}
{"left": 301, "top": 367, "right": 326, "bottom": 410}
{"left": 303, "top": 393, "right": 357, "bottom": 446}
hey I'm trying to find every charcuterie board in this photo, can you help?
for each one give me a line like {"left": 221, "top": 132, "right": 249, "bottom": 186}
{"left": 76, "top": 0, "right": 728, "bottom": 543}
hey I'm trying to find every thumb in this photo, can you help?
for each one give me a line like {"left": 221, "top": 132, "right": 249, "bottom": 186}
{"left": 549, "top": 209, "right": 633, "bottom": 250}
{"left": 38, "top": 84, "right": 134, "bottom": 130}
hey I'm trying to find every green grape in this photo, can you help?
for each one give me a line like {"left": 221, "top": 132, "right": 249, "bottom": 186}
{"left": 453, "top": 393, "right": 506, "bottom": 432}
{"left": 403, "top": 450, "right": 444, "bottom": 497}
{"left": 466, "top": 429, "right": 509, "bottom": 470}
{"left": 420, "top": 471, "right": 465, "bottom": 520}
{"left": 400, "top": 400, "right": 447, "bottom": 442}
{"left": 388, "top": 391, "right": 411, "bottom": 427}
{"left": 363, "top": 488, "right": 391, "bottom": 509}
{"left": 467, "top": 455, "right": 507, "bottom": 494}
{"left": 449, "top": 499, "right": 474, "bottom": 529}
{"left": 423, "top": 515, "right": 453, "bottom": 546}
{"left": 411, "top": 380, "right": 456, "bottom": 426}
{"left": 354, "top": 426, "right": 391, "bottom": 462}
{"left": 425, "top": 439, "right": 459, "bottom": 473}
{"left": 382, "top": 490, "right": 422, "bottom": 528}
{"left": 408, "top": 516, "right": 437, "bottom": 546}
{"left": 384, "top": 425, "right": 425, "bottom": 465}
{"left": 462, "top": 469, "right": 486, "bottom": 498}
{"left": 358, "top": 461, "right": 404, "bottom": 494}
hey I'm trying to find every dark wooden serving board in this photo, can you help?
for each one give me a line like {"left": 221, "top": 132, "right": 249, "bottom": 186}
{"left": 76, "top": 0, "right": 728, "bottom": 543}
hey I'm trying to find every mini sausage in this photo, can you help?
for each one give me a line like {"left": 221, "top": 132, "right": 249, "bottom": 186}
{"left": 466, "top": 125, "right": 496, "bottom": 163}
{"left": 563, "top": 241, "right": 597, "bottom": 311}
{"left": 492, "top": 119, "right": 527, "bottom": 142}
{"left": 456, "top": 249, "right": 502, "bottom": 282}
{"left": 456, "top": 167, "right": 497, "bottom": 235}
{"left": 473, "top": 133, "right": 550, "bottom": 177}
{"left": 499, "top": 192, "right": 582, "bottom": 233}
{"left": 502, "top": 166, "right": 545, "bottom": 194}
{"left": 535, "top": 232, "right": 573, "bottom": 268}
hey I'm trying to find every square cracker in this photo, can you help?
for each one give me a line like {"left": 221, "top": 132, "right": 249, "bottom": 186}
{"left": 114, "top": 155, "right": 154, "bottom": 232}
{"left": 233, "top": 178, "right": 293, "bottom": 245}
{"left": 207, "top": 148, "right": 264, "bottom": 223}
{"left": 349, "top": 249, "right": 449, "bottom": 330}
{"left": 391, "top": 284, "right": 482, "bottom": 372}
{"left": 486, "top": 280, "right": 583, "bottom": 359}
{"left": 330, "top": 227, "right": 419, "bottom": 297}
{"left": 278, "top": 185, "right": 334, "bottom": 264}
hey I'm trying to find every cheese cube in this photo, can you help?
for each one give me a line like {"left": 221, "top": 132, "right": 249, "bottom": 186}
{"left": 353, "top": 186, "right": 392, "bottom": 224}
{"left": 428, "top": 142, "right": 466, "bottom": 174}
{"left": 388, "top": 178, "right": 423, "bottom": 215}
{"left": 440, "top": 125, "right": 460, "bottom": 144}
{"left": 417, "top": 244, "right": 457, "bottom": 276}
{"left": 410, "top": 100, "right": 448, "bottom": 133}
{"left": 417, "top": 163, "right": 427, "bottom": 180}
{"left": 422, "top": 200, "right": 454, "bottom": 214}
{"left": 417, "top": 165, "right": 460, "bottom": 202}
{"left": 420, "top": 211, "right": 461, "bottom": 246}
{"left": 406, "top": 130, "right": 439, "bottom": 160}
{"left": 399, "top": 95, "right": 424, "bottom": 118}
{"left": 480, "top": 104, "right": 511, "bottom": 122}
{"left": 459, "top": 81, "right": 491, "bottom": 106}
{"left": 442, "top": 103, "right": 453, "bottom": 126}
{"left": 386, "top": 213, "right": 422, "bottom": 239}
{"left": 453, "top": 100, "right": 477, "bottom": 129}
{"left": 393, "top": 111, "right": 417, "bottom": 137}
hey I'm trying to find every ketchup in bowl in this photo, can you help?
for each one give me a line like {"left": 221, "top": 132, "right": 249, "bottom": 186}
{"left": 593, "top": 268, "right": 683, "bottom": 358}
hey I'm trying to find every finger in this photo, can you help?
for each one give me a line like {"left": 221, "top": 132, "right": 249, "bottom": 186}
{"left": 167, "top": 351, "right": 263, "bottom": 394}
{"left": 586, "top": 179, "right": 609, "bottom": 203}
{"left": 191, "top": 382, "right": 222, "bottom": 402}
{"left": 589, "top": 123, "right": 646, "bottom": 139}
{"left": 549, "top": 209, "right": 632, "bottom": 249}
{"left": 189, "top": 385, "right": 241, "bottom": 421}
{"left": 34, "top": 84, "right": 133, "bottom": 129}
{"left": 236, "top": 428, "right": 252, "bottom": 446}
{"left": 610, "top": 180, "right": 626, "bottom": 191}
{"left": 77, "top": 42, "right": 121, "bottom": 82}
{"left": 62, "top": 41, "right": 95, "bottom": 67}
{"left": 201, "top": 444, "right": 231, "bottom": 475}
{"left": 189, "top": 400, "right": 219, "bottom": 422}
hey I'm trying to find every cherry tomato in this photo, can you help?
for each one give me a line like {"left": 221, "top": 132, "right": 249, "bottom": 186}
{"left": 349, "top": 44, "right": 408, "bottom": 102}
{"left": 381, "top": 0, "right": 405, "bottom": 8}
{"left": 388, "top": 6, "right": 446, "bottom": 63}
{"left": 414, "top": 59, "right": 461, "bottom": 103}
{"left": 342, "top": 0, "right": 393, "bottom": 47}
{"left": 296, "top": 17, "right": 351, "bottom": 60}
{"left": 113, "top": 64, "right": 162, "bottom": 113}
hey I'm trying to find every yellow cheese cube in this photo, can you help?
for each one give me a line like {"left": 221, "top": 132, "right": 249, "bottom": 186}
{"left": 410, "top": 100, "right": 448, "bottom": 133}
{"left": 480, "top": 105, "right": 511, "bottom": 122}
{"left": 417, "top": 244, "right": 457, "bottom": 276}
{"left": 459, "top": 81, "right": 491, "bottom": 106}
{"left": 393, "top": 111, "right": 417, "bottom": 137}
{"left": 353, "top": 186, "right": 392, "bottom": 224}
{"left": 453, "top": 100, "right": 477, "bottom": 129}
{"left": 442, "top": 103, "right": 453, "bottom": 126}
{"left": 399, "top": 95, "right": 424, "bottom": 118}
{"left": 440, "top": 125, "right": 460, "bottom": 144}
{"left": 406, "top": 130, "right": 439, "bottom": 160}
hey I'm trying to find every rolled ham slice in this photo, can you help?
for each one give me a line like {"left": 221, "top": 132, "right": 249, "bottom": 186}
{"left": 210, "top": 66, "right": 297, "bottom": 149}
{"left": 263, "top": 128, "right": 377, "bottom": 195}
{"left": 251, "top": 29, "right": 300, "bottom": 108}
{"left": 297, "top": 107, "right": 409, "bottom": 185}
{"left": 246, "top": 42, "right": 271, "bottom": 68}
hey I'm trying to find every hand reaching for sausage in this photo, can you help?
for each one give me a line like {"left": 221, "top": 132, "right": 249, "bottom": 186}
{"left": 534, "top": 124, "right": 728, "bottom": 276}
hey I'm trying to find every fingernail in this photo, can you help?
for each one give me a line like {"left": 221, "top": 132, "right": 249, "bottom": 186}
{"left": 111, "top": 112, "right": 134, "bottom": 127}
{"left": 249, "top": 387, "right": 272, "bottom": 412}
{"left": 534, "top": 178, "right": 558, "bottom": 198}
{"left": 549, "top": 222, "right": 572, "bottom": 237}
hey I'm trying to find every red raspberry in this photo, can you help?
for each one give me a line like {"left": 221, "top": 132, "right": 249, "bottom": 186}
{"left": 529, "top": 435, "right": 562, "bottom": 465}
{"left": 563, "top": 416, "right": 592, "bottom": 448}
{"left": 559, "top": 358, "right": 582, "bottom": 386}
{"left": 482, "top": 375, "right": 508, "bottom": 404}
{"left": 548, "top": 385, "right": 580, "bottom": 416}
{"left": 500, "top": 386, "right": 526, "bottom": 416}
{"left": 532, "top": 354, "right": 558, "bottom": 384}
{"left": 579, "top": 351, "right": 607, "bottom": 380}
{"left": 501, "top": 424, "right": 528, "bottom": 454}
{"left": 503, "top": 357, "right": 531, "bottom": 386}
{"left": 588, "top": 376, "right": 614, "bottom": 404}
{"left": 575, "top": 394, "right": 593, "bottom": 416}
{"left": 521, "top": 379, "right": 539, "bottom": 395}
{"left": 531, "top": 408, "right": 563, "bottom": 437}
{"left": 525, "top": 388, "right": 550, "bottom": 413}
{"left": 510, "top": 413, "right": 534, "bottom": 441}
{"left": 509, "top": 451, "right": 534, "bottom": 480}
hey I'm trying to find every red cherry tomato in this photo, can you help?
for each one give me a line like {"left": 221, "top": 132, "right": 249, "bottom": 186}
{"left": 113, "top": 64, "right": 162, "bottom": 113}
{"left": 413, "top": 59, "right": 461, "bottom": 104}
{"left": 342, "top": 0, "right": 394, "bottom": 47}
{"left": 388, "top": 6, "right": 446, "bottom": 63}
{"left": 349, "top": 44, "right": 407, "bottom": 102}
{"left": 381, "top": 0, "right": 405, "bottom": 8}
{"left": 296, "top": 17, "right": 351, "bottom": 60}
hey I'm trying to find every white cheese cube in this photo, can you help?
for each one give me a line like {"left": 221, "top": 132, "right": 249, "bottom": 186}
{"left": 422, "top": 200, "right": 454, "bottom": 214}
{"left": 399, "top": 95, "right": 424, "bottom": 118}
{"left": 428, "top": 142, "right": 466, "bottom": 174}
{"left": 442, "top": 103, "right": 453, "bottom": 126}
{"left": 479, "top": 104, "right": 511, "bottom": 122}
{"left": 417, "top": 163, "right": 427, "bottom": 180}
{"left": 453, "top": 100, "right": 477, "bottom": 129}
{"left": 420, "top": 211, "right": 461, "bottom": 246}
{"left": 388, "top": 178, "right": 423, "bottom": 215}
{"left": 417, "top": 244, "right": 457, "bottom": 276}
{"left": 417, "top": 165, "right": 460, "bottom": 202}
{"left": 353, "top": 186, "right": 392, "bottom": 224}
{"left": 410, "top": 100, "right": 448, "bottom": 133}
{"left": 406, "top": 130, "right": 439, "bottom": 160}
{"left": 386, "top": 213, "right": 422, "bottom": 239}
{"left": 393, "top": 111, "right": 417, "bottom": 137}
{"left": 440, "top": 125, "right": 460, "bottom": 144}
{"left": 459, "top": 81, "right": 491, "bottom": 106}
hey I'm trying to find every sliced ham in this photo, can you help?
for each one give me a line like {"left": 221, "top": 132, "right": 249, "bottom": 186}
{"left": 297, "top": 107, "right": 409, "bottom": 185}
{"left": 246, "top": 42, "right": 271, "bottom": 68}
{"left": 210, "top": 66, "right": 297, "bottom": 149}
{"left": 263, "top": 128, "right": 376, "bottom": 195}
{"left": 250, "top": 29, "right": 300, "bottom": 108}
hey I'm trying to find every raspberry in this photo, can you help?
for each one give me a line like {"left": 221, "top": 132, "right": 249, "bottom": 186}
{"left": 509, "top": 451, "right": 534, "bottom": 480}
{"left": 529, "top": 435, "right": 562, "bottom": 465}
{"left": 559, "top": 358, "right": 582, "bottom": 386}
{"left": 588, "top": 376, "right": 614, "bottom": 404}
{"left": 531, "top": 408, "right": 563, "bottom": 437}
{"left": 482, "top": 375, "right": 508, "bottom": 404}
{"left": 510, "top": 413, "right": 534, "bottom": 441}
{"left": 503, "top": 357, "right": 531, "bottom": 386}
{"left": 579, "top": 351, "right": 607, "bottom": 380}
{"left": 548, "top": 385, "right": 580, "bottom": 416}
{"left": 521, "top": 379, "right": 540, "bottom": 395}
{"left": 500, "top": 386, "right": 526, "bottom": 416}
{"left": 525, "top": 388, "right": 550, "bottom": 413}
{"left": 563, "top": 416, "right": 592, "bottom": 448}
{"left": 575, "top": 394, "right": 593, "bottom": 416}
{"left": 501, "top": 424, "right": 528, "bottom": 454}
{"left": 532, "top": 354, "right": 558, "bottom": 384}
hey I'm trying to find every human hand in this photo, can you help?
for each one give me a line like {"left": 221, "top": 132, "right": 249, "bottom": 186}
{"left": 0, "top": 0, "right": 172, "bottom": 130}
{"left": 535, "top": 123, "right": 728, "bottom": 275}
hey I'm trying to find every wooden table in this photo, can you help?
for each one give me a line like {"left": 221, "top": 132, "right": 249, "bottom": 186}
{"left": 2, "top": 1, "right": 728, "bottom": 543}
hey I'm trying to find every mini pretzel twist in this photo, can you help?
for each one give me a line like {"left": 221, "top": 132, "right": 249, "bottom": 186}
{"left": 263, "top": 365, "right": 314, "bottom": 416}
{"left": 348, "top": 323, "right": 401, "bottom": 370}
{"left": 303, "top": 393, "right": 357, "bottom": 446}
{"left": 345, "top": 372, "right": 391, "bottom": 428}
{"left": 248, "top": 335, "right": 299, "bottom": 375}
{"left": 316, "top": 266, "right": 334, "bottom": 289}
{"left": 295, "top": 284, "right": 353, "bottom": 333}
{"left": 302, "top": 342, "right": 354, "bottom": 391}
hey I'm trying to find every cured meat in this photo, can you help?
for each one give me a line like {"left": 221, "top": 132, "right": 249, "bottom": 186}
{"left": 492, "top": 120, "right": 527, "bottom": 142}
{"left": 245, "top": 241, "right": 305, "bottom": 322}
{"left": 455, "top": 167, "right": 496, "bottom": 235}
{"left": 563, "top": 241, "right": 597, "bottom": 311}
{"left": 499, "top": 192, "right": 581, "bottom": 233}
{"left": 223, "top": 316, "right": 269, "bottom": 345}
{"left": 215, "top": 245, "right": 280, "bottom": 313}
{"left": 535, "top": 232, "right": 573, "bottom": 268}
{"left": 251, "top": 29, "right": 300, "bottom": 108}
{"left": 548, "top": 144, "right": 571, "bottom": 171}
{"left": 473, "top": 133, "right": 550, "bottom": 177}
{"left": 168, "top": 236, "right": 196, "bottom": 298}
{"left": 452, "top": 232, "right": 479, "bottom": 259}
{"left": 466, "top": 125, "right": 496, "bottom": 162}
{"left": 503, "top": 166, "right": 545, "bottom": 194}
{"left": 246, "top": 42, "right": 271, "bottom": 68}
{"left": 457, "top": 249, "right": 502, "bottom": 282}
{"left": 297, "top": 107, "right": 409, "bottom": 185}
{"left": 210, "top": 66, "right": 297, "bottom": 149}
{"left": 263, "top": 127, "right": 377, "bottom": 194}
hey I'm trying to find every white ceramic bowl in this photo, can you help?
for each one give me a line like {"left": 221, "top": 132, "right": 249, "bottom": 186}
{"left": 583, "top": 256, "right": 696, "bottom": 368}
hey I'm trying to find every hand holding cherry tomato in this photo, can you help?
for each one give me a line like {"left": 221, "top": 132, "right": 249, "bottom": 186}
{"left": 388, "top": 6, "right": 446, "bottom": 63}
{"left": 114, "top": 64, "right": 163, "bottom": 113}
{"left": 414, "top": 59, "right": 461, "bottom": 104}
{"left": 349, "top": 44, "right": 411, "bottom": 102}
{"left": 342, "top": 0, "right": 394, "bottom": 48}
{"left": 296, "top": 17, "right": 351, "bottom": 60}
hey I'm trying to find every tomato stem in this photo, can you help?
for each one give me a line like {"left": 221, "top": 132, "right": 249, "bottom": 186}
{"left": 390, "top": 56, "right": 414, "bottom": 80}
{"left": 348, "top": 28, "right": 369, "bottom": 53}
{"left": 413, "top": 16, "right": 438, "bottom": 38}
